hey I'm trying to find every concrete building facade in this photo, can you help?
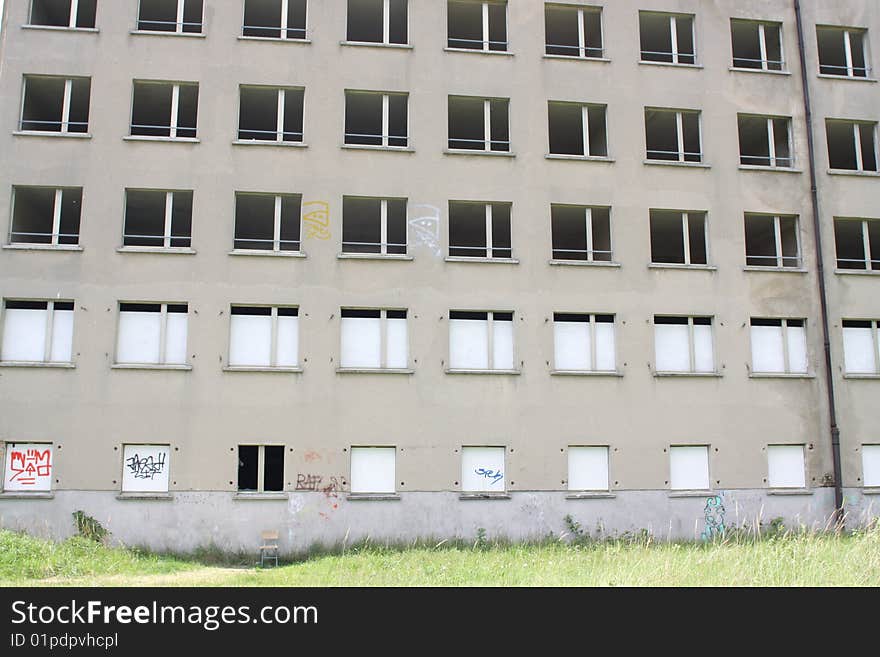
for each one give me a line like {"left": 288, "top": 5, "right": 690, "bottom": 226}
{"left": 0, "top": 0, "right": 877, "bottom": 554}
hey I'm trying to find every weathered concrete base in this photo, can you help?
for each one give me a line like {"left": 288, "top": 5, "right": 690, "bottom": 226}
{"left": 0, "top": 488, "right": 873, "bottom": 555}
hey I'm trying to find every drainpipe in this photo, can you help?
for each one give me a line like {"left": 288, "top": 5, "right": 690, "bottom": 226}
{"left": 793, "top": 0, "right": 844, "bottom": 523}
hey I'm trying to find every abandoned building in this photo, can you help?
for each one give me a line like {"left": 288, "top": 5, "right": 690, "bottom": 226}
{"left": 0, "top": 0, "right": 877, "bottom": 553}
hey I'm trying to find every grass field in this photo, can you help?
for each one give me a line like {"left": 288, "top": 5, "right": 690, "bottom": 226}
{"left": 1, "top": 525, "right": 879, "bottom": 586}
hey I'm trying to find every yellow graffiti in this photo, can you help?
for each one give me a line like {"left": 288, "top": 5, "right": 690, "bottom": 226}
{"left": 303, "top": 201, "right": 331, "bottom": 240}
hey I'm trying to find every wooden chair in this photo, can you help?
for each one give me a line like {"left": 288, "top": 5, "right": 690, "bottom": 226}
{"left": 259, "top": 530, "right": 280, "bottom": 567}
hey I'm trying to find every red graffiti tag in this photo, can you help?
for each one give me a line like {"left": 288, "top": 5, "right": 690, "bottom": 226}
{"left": 9, "top": 448, "right": 52, "bottom": 486}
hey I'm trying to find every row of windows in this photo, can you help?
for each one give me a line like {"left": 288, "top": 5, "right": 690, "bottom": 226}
{"left": 16, "top": 76, "right": 880, "bottom": 174}
{"left": 3, "top": 300, "right": 880, "bottom": 377}
{"left": 23, "top": 1, "right": 876, "bottom": 80}
{"left": 4, "top": 441, "right": 880, "bottom": 496}
{"left": 9, "top": 187, "right": 880, "bottom": 273}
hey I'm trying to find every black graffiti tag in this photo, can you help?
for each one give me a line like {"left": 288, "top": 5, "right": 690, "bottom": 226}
{"left": 126, "top": 452, "right": 167, "bottom": 480}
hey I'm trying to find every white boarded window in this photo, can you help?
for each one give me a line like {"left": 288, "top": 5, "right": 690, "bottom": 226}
{"left": 842, "top": 320, "right": 879, "bottom": 374}
{"left": 3, "top": 443, "right": 53, "bottom": 492}
{"left": 116, "top": 303, "right": 188, "bottom": 366}
{"left": 750, "top": 318, "right": 808, "bottom": 374}
{"left": 553, "top": 313, "right": 615, "bottom": 372}
{"left": 654, "top": 316, "right": 714, "bottom": 373}
{"left": 449, "top": 311, "right": 513, "bottom": 371}
{"left": 461, "top": 446, "right": 505, "bottom": 492}
{"left": 229, "top": 306, "right": 299, "bottom": 368}
{"left": 863, "top": 445, "right": 880, "bottom": 487}
{"left": 669, "top": 445, "right": 710, "bottom": 491}
{"left": 1, "top": 300, "right": 74, "bottom": 364}
{"left": 568, "top": 446, "right": 609, "bottom": 491}
{"left": 767, "top": 444, "right": 806, "bottom": 489}
{"left": 122, "top": 444, "right": 170, "bottom": 493}
{"left": 340, "top": 309, "right": 408, "bottom": 369}
{"left": 350, "top": 447, "right": 396, "bottom": 494}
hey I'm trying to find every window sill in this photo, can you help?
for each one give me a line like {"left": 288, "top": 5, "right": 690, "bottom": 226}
{"left": 228, "top": 249, "right": 306, "bottom": 258}
{"left": 124, "top": 136, "right": 200, "bottom": 143}
{"left": 843, "top": 374, "right": 880, "bottom": 380}
{"left": 566, "top": 492, "right": 616, "bottom": 499}
{"left": 648, "top": 263, "right": 717, "bottom": 271}
{"left": 341, "top": 40, "right": 412, "bottom": 50}
{"left": 0, "top": 492, "right": 55, "bottom": 500}
{"left": 862, "top": 488, "right": 880, "bottom": 495}
{"left": 232, "top": 140, "right": 308, "bottom": 148}
{"left": 835, "top": 269, "right": 880, "bottom": 276}
{"left": 748, "top": 372, "right": 815, "bottom": 379}
{"left": 739, "top": 165, "right": 803, "bottom": 174}
{"left": 443, "top": 149, "right": 515, "bottom": 158}
{"left": 643, "top": 159, "right": 709, "bottom": 168}
{"left": 549, "top": 259, "right": 620, "bottom": 268}
{"left": 444, "top": 256, "right": 519, "bottom": 264}
{"left": 445, "top": 369, "right": 521, "bottom": 375}
{"left": 743, "top": 266, "right": 807, "bottom": 274}
{"left": 13, "top": 131, "right": 92, "bottom": 139}
{"left": 639, "top": 60, "right": 703, "bottom": 70}
{"left": 341, "top": 144, "right": 414, "bottom": 153}
{"left": 543, "top": 54, "right": 610, "bottom": 63}
{"left": 826, "top": 169, "right": 880, "bottom": 178}
{"left": 347, "top": 493, "right": 401, "bottom": 501}
{"left": 767, "top": 488, "right": 813, "bottom": 496}
{"left": 3, "top": 244, "right": 82, "bottom": 252}
{"left": 111, "top": 364, "right": 192, "bottom": 371}
{"left": 654, "top": 372, "right": 723, "bottom": 378}
{"left": 459, "top": 493, "right": 511, "bottom": 500}
{"left": 550, "top": 370, "right": 623, "bottom": 377}
{"left": 816, "top": 74, "right": 877, "bottom": 83}
{"left": 130, "top": 30, "right": 205, "bottom": 38}
{"left": 232, "top": 492, "right": 289, "bottom": 501}
{"left": 0, "top": 361, "right": 75, "bottom": 369}
{"left": 116, "top": 246, "right": 196, "bottom": 255}
{"left": 116, "top": 493, "right": 173, "bottom": 501}
{"left": 335, "top": 368, "right": 414, "bottom": 375}
{"left": 238, "top": 36, "right": 311, "bottom": 44}
{"left": 223, "top": 366, "right": 303, "bottom": 373}
{"left": 668, "top": 490, "right": 714, "bottom": 498}
{"left": 337, "top": 253, "right": 413, "bottom": 261}
{"left": 728, "top": 66, "right": 791, "bottom": 76}
{"left": 444, "top": 47, "right": 513, "bottom": 57}
{"left": 22, "top": 25, "right": 100, "bottom": 33}
{"left": 545, "top": 154, "right": 615, "bottom": 163}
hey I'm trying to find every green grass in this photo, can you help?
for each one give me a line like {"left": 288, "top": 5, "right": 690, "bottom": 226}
{"left": 1, "top": 525, "right": 879, "bottom": 586}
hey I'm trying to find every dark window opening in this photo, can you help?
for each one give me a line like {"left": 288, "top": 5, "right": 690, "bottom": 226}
{"left": 835, "top": 219, "right": 879, "bottom": 271}
{"left": 551, "top": 205, "right": 611, "bottom": 262}
{"left": 123, "top": 190, "right": 193, "bottom": 248}
{"left": 448, "top": 1, "right": 507, "bottom": 52}
{"left": 345, "top": 92, "right": 408, "bottom": 147}
{"left": 817, "top": 27, "right": 868, "bottom": 77}
{"left": 243, "top": 0, "right": 307, "bottom": 39}
{"left": 548, "top": 103, "right": 606, "bottom": 157}
{"left": 347, "top": 0, "right": 407, "bottom": 44}
{"left": 131, "top": 81, "right": 198, "bottom": 138}
{"left": 738, "top": 115, "right": 792, "bottom": 167}
{"left": 827, "top": 121, "right": 877, "bottom": 171}
{"left": 342, "top": 197, "right": 407, "bottom": 255}
{"left": 237, "top": 446, "right": 259, "bottom": 491}
{"left": 650, "top": 210, "right": 707, "bottom": 265}
{"left": 640, "top": 12, "right": 695, "bottom": 64}
{"left": 138, "top": 0, "right": 203, "bottom": 33}
{"left": 645, "top": 109, "right": 701, "bottom": 162}
{"left": 449, "top": 201, "right": 511, "bottom": 259}
{"left": 448, "top": 96, "right": 509, "bottom": 151}
{"left": 21, "top": 76, "right": 90, "bottom": 133}
{"left": 545, "top": 4, "right": 602, "bottom": 57}
{"left": 731, "top": 20, "right": 783, "bottom": 70}
{"left": 30, "top": 0, "right": 97, "bottom": 28}
{"left": 234, "top": 193, "right": 302, "bottom": 251}
{"left": 10, "top": 187, "right": 82, "bottom": 246}
{"left": 238, "top": 87, "right": 304, "bottom": 142}
{"left": 745, "top": 214, "right": 800, "bottom": 268}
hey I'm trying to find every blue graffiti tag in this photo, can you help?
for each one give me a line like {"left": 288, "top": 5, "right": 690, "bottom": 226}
{"left": 701, "top": 495, "right": 726, "bottom": 540}
{"left": 475, "top": 468, "right": 503, "bottom": 485}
